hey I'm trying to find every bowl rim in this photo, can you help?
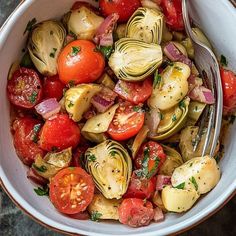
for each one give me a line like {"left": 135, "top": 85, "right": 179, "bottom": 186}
{"left": 0, "top": 1, "right": 236, "bottom": 236}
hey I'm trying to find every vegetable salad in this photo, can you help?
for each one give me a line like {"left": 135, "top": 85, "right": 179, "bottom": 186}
{"left": 7, "top": 0, "right": 236, "bottom": 228}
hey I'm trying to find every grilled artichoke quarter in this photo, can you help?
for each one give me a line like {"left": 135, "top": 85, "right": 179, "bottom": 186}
{"left": 85, "top": 140, "right": 132, "bottom": 199}
{"left": 108, "top": 38, "right": 163, "bottom": 81}
{"left": 126, "top": 7, "right": 163, "bottom": 44}
{"left": 28, "top": 21, "right": 66, "bottom": 76}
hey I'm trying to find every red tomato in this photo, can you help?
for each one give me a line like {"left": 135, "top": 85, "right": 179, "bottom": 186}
{"left": 114, "top": 78, "right": 153, "bottom": 105}
{"left": 39, "top": 114, "right": 80, "bottom": 152}
{"left": 135, "top": 141, "right": 166, "bottom": 178}
{"left": 7, "top": 68, "right": 43, "bottom": 109}
{"left": 49, "top": 167, "right": 94, "bottom": 214}
{"left": 124, "top": 172, "right": 156, "bottom": 199}
{"left": 220, "top": 68, "right": 236, "bottom": 114}
{"left": 99, "top": 0, "right": 141, "bottom": 22}
{"left": 71, "top": 1, "right": 100, "bottom": 15}
{"left": 58, "top": 40, "right": 105, "bottom": 85}
{"left": 13, "top": 117, "right": 44, "bottom": 166}
{"left": 160, "top": 0, "right": 184, "bottom": 31}
{"left": 108, "top": 103, "right": 145, "bottom": 141}
{"left": 118, "top": 198, "right": 154, "bottom": 227}
{"left": 43, "top": 75, "right": 65, "bottom": 101}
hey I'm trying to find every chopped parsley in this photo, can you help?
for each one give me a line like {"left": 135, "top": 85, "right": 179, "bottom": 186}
{"left": 174, "top": 66, "right": 183, "bottom": 71}
{"left": 133, "top": 106, "right": 142, "bottom": 112}
{"left": 24, "top": 18, "right": 37, "bottom": 35}
{"left": 71, "top": 46, "right": 81, "bottom": 56}
{"left": 153, "top": 71, "right": 162, "bottom": 89}
{"left": 49, "top": 48, "right": 57, "bottom": 58}
{"left": 69, "top": 31, "right": 77, "bottom": 40}
{"left": 32, "top": 164, "right": 47, "bottom": 173}
{"left": 172, "top": 114, "right": 177, "bottom": 122}
{"left": 189, "top": 176, "right": 198, "bottom": 191}
{"left": 34, "top": 186, "right": 49, "bottom": 196}
{"left": 110, "top": 151, "right": 117, "bottom": 157}
{"left": 67, "top": 101, "right": 74, "bottom": 108}
{"left": 220, "top": 55, "right": 228, "bottom": 67}
{"left": 174, "top": 182, "right": 185, "bottom": 189}
{"left": 31, "top": 124, "right": 42, "bottom": 143}
{"left": 28, "top": 91, "right": 38, "bottom": 104}
{"left": 87, "top": 154, "right": 96, "bottom": 162}
{"left": 68, "top": 167, "right": 75, "bottom": 171}
{"left": 90, "top": 211, "right": 102, "bottom": 222}
{"left": 179, "top": 100, "right": 186, "bottom": 109}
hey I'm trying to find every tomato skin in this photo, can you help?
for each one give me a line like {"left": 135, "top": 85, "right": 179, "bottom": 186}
{"left": 39, "top": 114, "right": 80, "bottom": 152}
{"left": 58, "top": 40, "right": 105, "bottom": 85}
{"left": 220, "top": 68, "right": 236, "bottom": 114}
{"left": 13, "top": 117, "right": 44, "bottom": 166}
{"left": 118, "top": 198, "right": 154, "bottom": 227}
{"left": 135, "top": 141, "right": 166, "bottom": 178}
{"left": 160, "top": 0, "right": 184, "bottom": 31}
{"left": 99, "top": 0, "right": 141, "bottom": 22}
{"left": 123, "top": 172, "right": 156, "bottom": 199}
{"left": 114, "top": 78, "right": 153, "bottom": 105}
{"left": 49, "top": 167, "right": 94, "bottom": 214}
{"left": 7, "top": 68, "right": 43, "bottom": 109}
{"left": 108, "top": 103, "right": 145, "bottom": 141}
{"left": 43, "top": 75, "right": 66, "bottom": 101}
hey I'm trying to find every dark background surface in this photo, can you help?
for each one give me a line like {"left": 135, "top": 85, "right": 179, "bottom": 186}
{"left": 0, "top": 0, "right": 235, "bottom": 235}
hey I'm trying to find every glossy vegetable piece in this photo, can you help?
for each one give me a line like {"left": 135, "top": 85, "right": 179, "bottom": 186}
{"left": 181, "top": 37, "right": 194, "bottom": 59}
{"left": 192, "top": 27, "right": 213, "bottom": 50}
{"left": 150, "top": 97, "right": 190, "bottom": 141}
{"left": 171, "top": 156, "right": 221, "bottom": 194}
{"left": 161, "top": 185, "right": 200, "bottom": 213}
{"left": 63, "top": 6, "right": 104, "bottom": 40}
{"left": 64, "top": 84, "right": 102, "bottom": 122}
{"left": 85, "top": 140, "right": 132, "bottom": 199}
{"left": 148, "top": 62, "right": 190, "bottom": 110}
{"left": 32, "top": 147, "right": 72, "bottom": 179}
{"left": 7, "top": 61, "right": 20, "bottom": 81}
{"left": 187, "top": 101, "right": 206, "bottom": 126}
{"left": 159, "top": 145, "right": 183, "bottom": 176}
{"left": 96, "top": 73, "right": 115, "bottom": 90}
{"left": 88, "top": 193, "right": 122, "bottom": 220}
{"left": 126, "top": 7, "right": 163, "bottom": 44}
{"left": 81, "top": 132, "right": 107, "bottom": 144}
{"left": 28, "top": 21, "right": 66, "bottom": 76}
{"left": 108, "top": 38, "right": 163, "bottom": 81}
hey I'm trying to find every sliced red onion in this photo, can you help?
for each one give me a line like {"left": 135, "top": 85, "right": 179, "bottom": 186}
{"left": 153, "top": 207, "right": 165, "bottom": 223}
{"left": 156, "top": 175, "right": 171, "bottom": 191}
{"left": 94, "top": 13, "right": 119, "bottom": 46}
{"left": 145, "top": 108, "right": 161, "bottom": 137}
{"left": 27, "top": 168, "right": 48, "bottom": 186}
{"left": 188, "top": 74, "right": 203, "bottom": 91}
{"left": 35, "top": 98, "right": 61, "bottom": 119}
{"left": 188, "top": 86, "right": 215, "bottom": 104}
{"left": 164, "top": 42, "right": 192, "bottom": 67}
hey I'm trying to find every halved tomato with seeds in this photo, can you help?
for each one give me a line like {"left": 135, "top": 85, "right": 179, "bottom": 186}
{"left": 107, "top": 102, "right": 145, "bottom": 141}
{"left": 49, "top": 167, "right": 94, "bottom": 214}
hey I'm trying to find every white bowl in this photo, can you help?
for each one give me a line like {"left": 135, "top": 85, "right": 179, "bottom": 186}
{"left": 0, "top": 0, "right": 235, "bottom": 235}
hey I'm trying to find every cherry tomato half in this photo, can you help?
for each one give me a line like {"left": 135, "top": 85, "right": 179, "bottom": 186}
{"left": 118, "top": 198, "right": 154, "bottom": 227}
{"left": 160, "top": 0, "right": 184, "bottom": 31}
{"left": 43, "top": 75, "right": 66, "bottom": 101}
{"left": 58, "top": 40, "right": 105, "bottom": 85}
{"left": 135, "top": 141, "right": 166, "bottom": 178}
{"left": 13, "top": 117, "right": 44, "bottom": 166}
{"left": 49, "top": 167, "right": 95, "bottom": 214}
{"left": 39, "top": 114, "right": 80, "bottom": 152}
{"left": 220, "top": 68, "right": 236, "bottom": 114}
{"left": 108, "top": 103, "right": 145, "bottom": 141}
{"left": 114, "top": 78, "right": 153, "bottom": 105}
{"left": 99, "top": 0, "right": 141, "bottom": 23}
{"left": 123, "top": 172, "right": 156, "bottom": 199}
{"left": 7, "top": 68, "right": 43, "bottom": 109}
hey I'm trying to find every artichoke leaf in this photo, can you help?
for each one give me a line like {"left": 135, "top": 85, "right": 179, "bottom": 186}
{"left": 187, "top": 101, "right": 206, "bottom": 126}
{"left": 32, "top": 147, "right": 72, "bottom": 179}
{"left": 82, "top": 132, "right": 108, "bottom": 144}
{"left": 65, "top": 84, "right": 102, "bottom": 122}
{"left": 192, "top": 27, "right": 212, "bottom": 50}
{"left": 96, "top": 73, "right": 115, "bottom": 90}
{"left": 108, "top": 38, "right": 163, "bottom": 81}
{"left": 85, "top": 140, "right": 132, "bottom": 199}
{"left": 28, "top": 20, "right": 66, "bottom": 76}
{"left": 126, "top": 7, "right": 163, "bottom": 44}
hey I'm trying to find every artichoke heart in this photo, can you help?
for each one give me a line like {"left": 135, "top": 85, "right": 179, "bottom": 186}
{"left": 187, "top": 101, "right": 206, "bottom": 126}
{"left": 159, "top": 145, "right": 183, "bottom": 176}
{"left": 63, "top": 6, "right": 104, "bottom": 40}
{"left": 85, "top": 140, "right": 132, "bottom": 199}
{"left": 126, "top": 7, "right": 163, "bottom": 44}
{"left": 65, "top": 84, "right": 102, "bottom": 122}
{"left": 28, "top": 20, "right": 66, "bottom": 76}
{"left": 32, "top": 147, "right": 72, "bottom": 179}
{"left": 108, "top": 38, "right": 163, "bottom": 81}
{"left": 151, "top": 97, "right": 190, "bottom": 141}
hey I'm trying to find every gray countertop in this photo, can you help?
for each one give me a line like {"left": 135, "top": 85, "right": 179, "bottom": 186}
{"left": 0, "top": 1, "right": 235, "bottom": 235}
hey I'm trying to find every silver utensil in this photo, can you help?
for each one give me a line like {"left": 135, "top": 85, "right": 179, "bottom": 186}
{"left": 182, "top": 0, "right": 223, "bottom": 156}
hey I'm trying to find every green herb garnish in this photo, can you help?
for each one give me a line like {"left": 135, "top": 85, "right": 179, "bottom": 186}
{"left": 71, "top": 46, "right": 81, "bottom": 56}
{"left": 96, "top": 46, "right": 113, "bottom": 59}
{"left": 110, "top": 151, "right": 117, "bottom": 157}
{"left": 172, "top": 114, "right": 177, "bottom": 121}
{"left": 174, "top": 182, "right": 185, "bottom": 189}
{"left": 174, "top": 66, "right": 183, "bottom": 71}
{"left": 24, "top": 18, "right": 37, "bottom": 35}
{"left": 34, "top": 186, "right": 49, "bottom": 196}
{"left": 49, "top": 48, "right": 57, "bottom": 58}
{"left": 91, "top": 211, "right": 102, "bottom": 221}
{"left": 68, "top": 101, "right": 74, "bottom": 108}
{"left": 220, "top": 55, "right": 228, "bottom": 67}
{"left": 33, "top": 164, "right": 47, "bottom": 173}
{"left": 153, "top": 70, "right": 162, "bottom": 89}
{"left": 190, "top": 176, "right": 198, "bottom": 191}
{"left": 29, "top": 91, "right": 38, "bottom": 104}
{"left": 133, "top": 106, "right": 142, "bottom": 112}
{"left": 179, "top": 100, "right": 186, "bottom": 109}
{"left": 88, "top": 154, "right": 96, "bottom": 162}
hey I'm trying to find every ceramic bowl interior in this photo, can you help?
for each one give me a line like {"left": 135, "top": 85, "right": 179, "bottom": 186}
{"left": 0, "top": 0, "right": 235, "bottom": 235}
